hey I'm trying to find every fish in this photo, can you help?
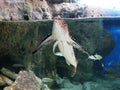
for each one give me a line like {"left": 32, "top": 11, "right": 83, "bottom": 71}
{"left": 88, "top": 53, "right": 103, "bottom": 61}
{"left": 32, "top": 17, "right": 90, "bottom": 76}
{"left": 41, "top": 78, "right": 53, "bottom": 83}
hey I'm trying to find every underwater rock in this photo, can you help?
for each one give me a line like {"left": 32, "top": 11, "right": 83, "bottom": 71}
{"left": 4, "top": 71, "right": 40, "bottom": 90}
{"left": 53, "top": 77, "right": 120, "bottom": 90}
{"left": 82, "top": 78, "right": 120, "bottom": 90}
{"left": 60, "top": 78, "right": 74, "bottom": 88}
{"left": 0, "top": 74, "right": 13, "bottom": 86}
{"left": 1, "top": 67, "right": 18, "bottom": 80}
{"left": 83, "top": 81, "right": 108, "bottom": 90}
{"left": 59, "top": 78, "right": 83, "bottom": 90}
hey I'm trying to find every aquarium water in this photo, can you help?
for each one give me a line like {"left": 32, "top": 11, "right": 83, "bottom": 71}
{"left": 103, "top": 19, "right": 120, "bottom": 72}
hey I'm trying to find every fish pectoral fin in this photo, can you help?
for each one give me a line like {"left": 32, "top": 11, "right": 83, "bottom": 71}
{"left": 68, "top": 39, "right": 83, "bottom": 50}
{"left": 67, "top": 39, "right": 90, "bottom": 56}
{"left": 54, "top": 52, "right": 63, "bottom": 57}
{"left": 32, "top": 34, "right": 54, "bottom": 54}
{"left": 53, "top": 41, "right": 58, "bottom": 54}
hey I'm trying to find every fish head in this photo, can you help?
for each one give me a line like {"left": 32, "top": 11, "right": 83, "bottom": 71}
{"left": 53, "top": 17, "right": 68, "bottom": 34}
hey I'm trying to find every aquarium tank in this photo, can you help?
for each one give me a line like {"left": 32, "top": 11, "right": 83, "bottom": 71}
{"left": 0, "top": 0, "right": 120, "bottom": 90}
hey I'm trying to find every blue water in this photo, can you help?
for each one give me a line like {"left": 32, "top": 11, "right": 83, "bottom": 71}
{"left": 103, "top": 19, "right": 120, "bottom": 72}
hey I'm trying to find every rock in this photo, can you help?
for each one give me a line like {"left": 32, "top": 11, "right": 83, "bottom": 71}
{"left": 74, "top": 7, "right": 86, "bottom": 18}
{"left": 0, "top": 0, "right": 52, "bottom": 21}
{"left": 83, "top": 81, "right": 109, "bottom": 90}
{"left": 60, "top": 78, "right": 83, "bottom": 90}
{"left": 0, "top": 0, "right": 116, "bottom": 20}
{"left": 1, "top": 67, "right": 18, "bottom": 80}
{"left": 53, "top": 78, "right": 120, "bottom": 90}
{"left": 55, "top": 74, "right": 64, "bottom": 84}
{"left": 52, "top": 3, "right": 104, "bottom": 18}
{"left": 83, "top": 7, "right": 103, "bottom": 17}
{"left": 61, "top": 84, "right": 82, "bottom": 90}
{"left": 60, "top": 78, "right": 74, "bottom": 88}
{"left": 31, "top": 11, "right": 43, "bottom": 20}
{"left": 0, "top": 74, "right": 13, "bottom": 86}
{"left": 4, "top": 71, "right": 41, "bottom": 90}
{"left": 82, "top": 78, "right": 120, "bottom": 90}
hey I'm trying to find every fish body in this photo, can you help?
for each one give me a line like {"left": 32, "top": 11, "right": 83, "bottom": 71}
{"left": 52, "top": 18, "right": 78, "bottom": 73}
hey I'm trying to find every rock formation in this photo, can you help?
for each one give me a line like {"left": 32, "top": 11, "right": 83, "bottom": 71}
{"left": 0, "top": 0, "right": 106, "bottom": 21}
{"left": 0, "top": 0, "right": 52, "bottom": 21}
{"left": 4, "top": 71, "right": 50, "bottom": 90}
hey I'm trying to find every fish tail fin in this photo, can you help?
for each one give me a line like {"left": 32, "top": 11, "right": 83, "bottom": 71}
{"left": 71, "top": 67, "right": 77, "bottom": 77}
{"left": 71, "top": 60, "right": 78, "bottom": 77}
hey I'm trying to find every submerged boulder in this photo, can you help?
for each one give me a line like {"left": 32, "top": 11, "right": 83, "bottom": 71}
{"left": 4, "top": 71, "right": 40, "bottom": 90}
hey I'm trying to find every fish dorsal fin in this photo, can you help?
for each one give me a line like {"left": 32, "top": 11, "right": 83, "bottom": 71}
{"left": 32, "top": 34, "right": 54, "bottom": 54}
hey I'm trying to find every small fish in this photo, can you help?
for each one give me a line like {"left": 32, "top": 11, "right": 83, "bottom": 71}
{"left": 88, "top": 53, "right": 103, "bottom": 61}
{"left": 42, "top": 78, "right": 53, "bottom": 83}
{"left": 32, "top": 17, "right": 89, "bottom": 76}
